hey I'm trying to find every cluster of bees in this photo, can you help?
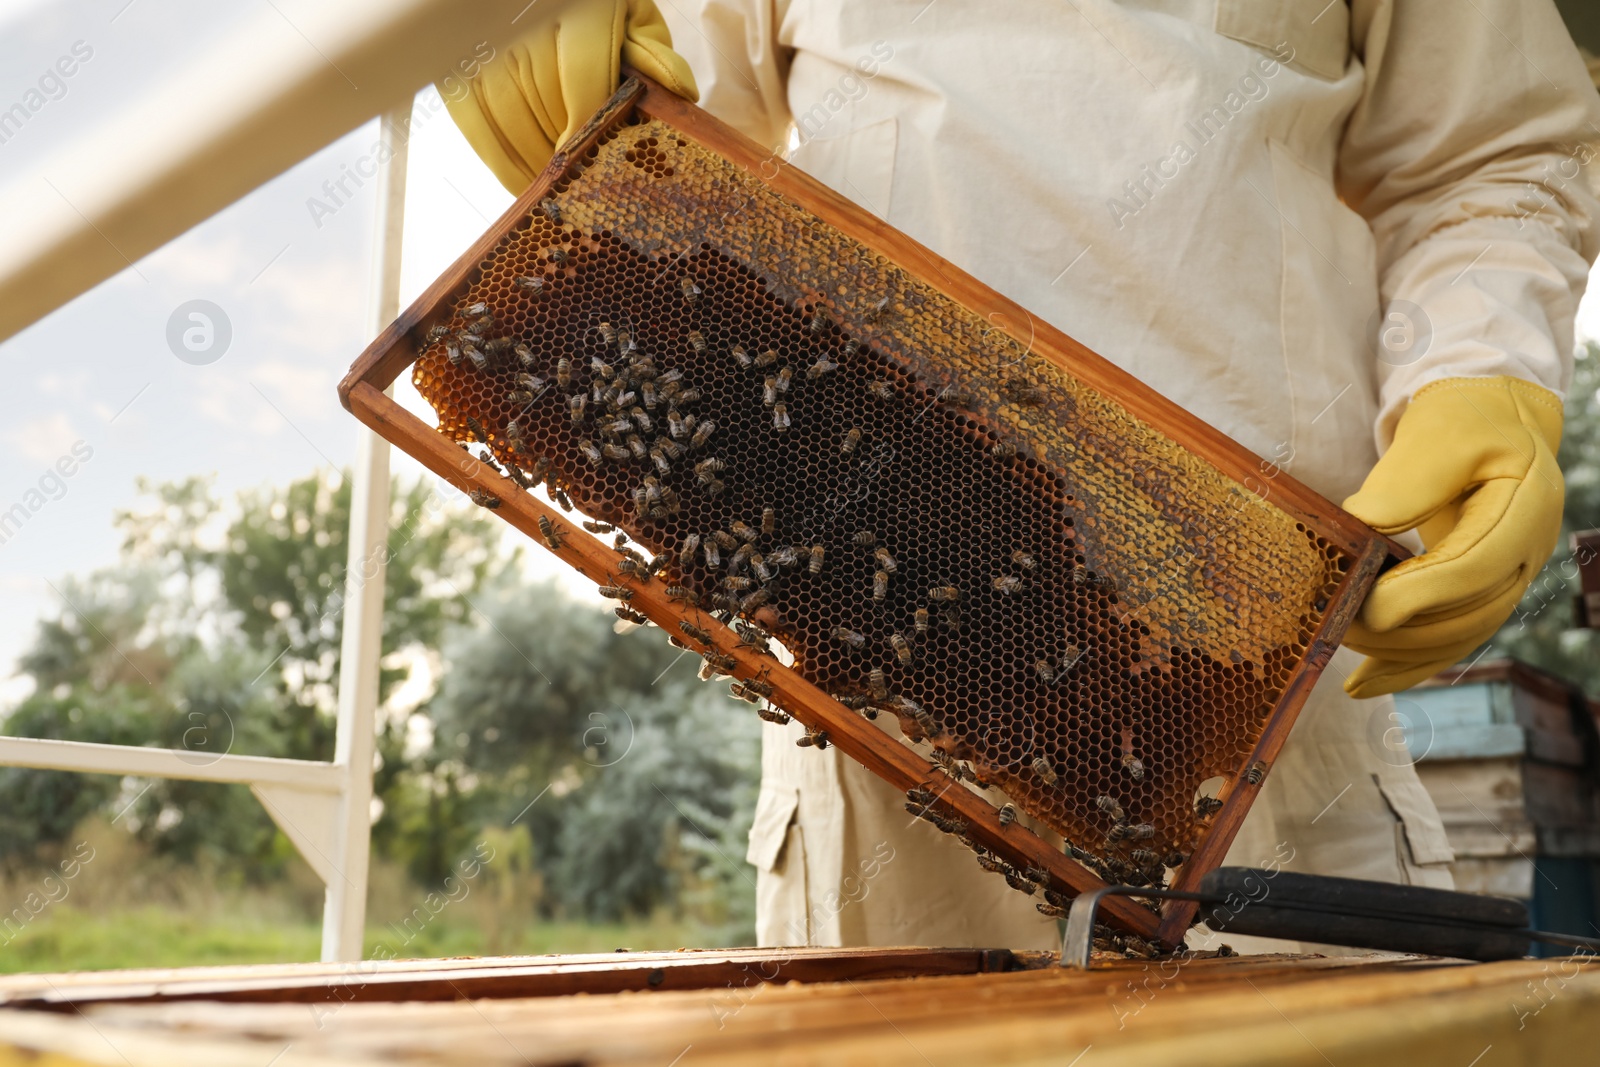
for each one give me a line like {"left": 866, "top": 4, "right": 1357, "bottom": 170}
{"left": 425, "top": 207, "right": 1201, "bottom": 912}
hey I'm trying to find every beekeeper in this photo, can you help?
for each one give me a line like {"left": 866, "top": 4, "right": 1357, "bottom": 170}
{"left": 448, "top": 0, "right": 1600, "bottom": 949}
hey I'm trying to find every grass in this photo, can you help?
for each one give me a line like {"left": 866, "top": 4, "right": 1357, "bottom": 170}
{"left": 0, "top": 904, "right": 711, "bottom": 975}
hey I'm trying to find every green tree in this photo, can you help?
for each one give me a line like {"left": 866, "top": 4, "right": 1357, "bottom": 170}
{"left": 1491, "top": 341, "right": 1600, "bottom": 695}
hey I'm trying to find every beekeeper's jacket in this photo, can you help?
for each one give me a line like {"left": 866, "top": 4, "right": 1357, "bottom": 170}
{"left": 668, "top": 0, "right": 1600, "bottom": 948}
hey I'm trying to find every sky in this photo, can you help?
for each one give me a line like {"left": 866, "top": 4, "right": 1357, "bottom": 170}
{"left": 2, "top": 1, "right": 1600, "bottom": 710}
{"left": 0, "top": 0, "right": 602, "bottom": 709}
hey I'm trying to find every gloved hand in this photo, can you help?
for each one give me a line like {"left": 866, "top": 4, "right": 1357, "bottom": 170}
{"left": 1340, "top": 376, "right": 1565, "bottom": 697}
{"left": 444, "top": 0, "right": 697, "bottom": 194}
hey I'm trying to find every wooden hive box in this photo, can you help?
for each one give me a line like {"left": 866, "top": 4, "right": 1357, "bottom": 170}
{"left": 339, "top": 74, "right": 1403, "bottom": 946}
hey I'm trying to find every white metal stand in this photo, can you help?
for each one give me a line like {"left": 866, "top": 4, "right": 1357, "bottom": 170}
{"left": 0, "top": 104, "right": 410, "bottom": 963}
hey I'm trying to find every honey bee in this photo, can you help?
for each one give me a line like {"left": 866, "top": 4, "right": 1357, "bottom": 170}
{"left": 913, "top": 608, "right": 930, "bottom": 635}
{"left": 618, "top": 555, "right": 652, "bottom": 580}
{"left": 679, "top": 620, "right": 713, "bottom": 645}
{"left": 676, "top": 387, "right": 703, "bottom": 404}
{"left": 1129, "top": 823, "right": 1155, "bottom": 840}
{"left": 735, "top": 625, "right": 771, "bottom": 654}
{"left": 666, "top": 410, "right": 687, "bottom": 440}
{"left": 690, "top": 419, "right": 716, "bottom": 449}
{"left": 767, "top": 545, "right": 799, "bottom": 568}
{"left": 463, "top": 301, "right": 489, "bottom": 318}
{"left": 808, "top": 544, "right": 825, "bottom": 575}
{"left": 850, "top": 530, "right": 876, "bottom": 548}
{"left": 703, "top": 539, "right": 722, "bottom": 569}
{"left": 553, "top": 488, "right": 574, "bottom": 511}
{"left": 679, "top": 276, "right": 701, "bottom": 304}
{"left": 515, "top": 275, "right": 545, "bottom": 295}
{"left": 582, "top": 520, "right": 616, "bottom": 534}
{"left": 749, "top": 553, "right": 772, "bottom": 582}
{"left": 578, "top": 439, "right": 603, "bottom": 465}
{"left": 832, "top": 627, "right": 867, "bottom": 649}
{"left": 1000, "top": 379, "right": 1047, "bottom": 406}
{"left": 602, "top": 443, "right": 630, "bottom": 461}
{"left": 796, "top": 726, "right": 830, "bottom": 749}
{"left": 841, "top": 338, "right": 862, "bottom": 358}
{"left": 772, "top": 403, "right": 791, "bottom": 432}
{"left": 1121, "top": 753, "right": 1147, "bottom": 781}
{"left": 989, "top": 441, "right": 1018, "bottom": 460}
{"left": 551, "top": 356, "right": 571, "bottom": 388}
{"left": 528, "top": 455, "right": 553, "bottom": 486}
{"left": 711, "top": 530, "right": 738, "bottom": 550}
{"left": 1059, "top": 644, "right": 1084, "bottom": 671}
{"left": 425, "top": 323, "right": 451, "bottom": 345}
{"left": 615, "top": 389, "right": 639, "bottom": 410}
{"left": 1036, "top": 900, "right": 1068, "bottom": 919}
{"left": 755, "top": 348, "right": 779, "bottom": 368}
{"left": 1011, "top": 550, "right": 1038, "bottom": 571}
{"left": 539, "top": 197, "right": 562, "bottom": 222}
{"left": 596, "top": 322, "right": 617, "bottom": 347}
{"left": 703, "top": 651, "right": 738, "bottom": 673}
{"left": 1195, "top": 796, "right": 1224, "bottom": 818}
{"left": 692, "top": 459, "right": 725, "bottom": 487}
{"left": 1246, "top": 761, "right": 1267, "bottom": 785}
{"left": 1130, "top": 848, "right": 1159, "bottom": 868}
{"left": 465, "top": 346, "right": 489, "bottom": 372}
{"left": 731, "top": 344, "right": 753, "bottom": 368}
{"left": 628, "top": 406, "right": 652, "bottom": 434}
{"left": 762, "top": 376, "right": 778, "bottom": 406}
{"left": 865, "top": 296, "right": 890, "bottom": 322}
{"left": 614, "top": 606, "right": 648, "bottom": 626}
{"left": 687, "top": 330, "right": 707, "bottom": 354}
{"left": 1163, "top": 851, "right": 1188, "bottom": 868}
{"left": 537, "top": 515, "right": 565, "bottom": 549}
{"left": 468, "top": 488, "right": 501, "bottom": 509}
{"left": 867, "top": 380, "right": 894, "bottom": 400}
{"left": 1031, "top": 756, "right": 1059, "bottom": 786}
{"left": 1095, "top": 794, "right": 1125, "bottom": 819}
{"left": 1034, "top": 660, "right": 1057, "bottom": 685}
{"left": 776, "top": 367, "right": 793, "bottom": 393}
{"left": 727, "top": 520, "right": 755, "bottom": 544}
{"left": 992, "top": 575, "right": 1024, "bottom": 595}
{"left": 597, "top": 583, "right": 634, "bottom": 602}
{"left": 808, "top": 308, "right": 831, "bottom": 335}
{"left": 937, "top": 386, "right": 972, "bottom": 406}
{"left": 873, "top": 570, "right": 890, "bottom": 601}
{"left": 648, "top": 443, "right": 672, "bottom": 473}
{"left": 928, "top": 586, "right": 961, "bottom": 603}
{"left": 547, "top": 246, "right": 569, "bottom": 266}
{"left": 641, "top": 380, "right": 659, "bottom": 409}
{"left": 873, "top": 547, "right": 897, "bottom": 574}
{"left": 743, "top": 675, "right": 774, "bottom": 699}
{"left": 740, "top": 587, "right": 772, "bottom": 611}
{"left": 616, "top": 328, "right": 636, "bottom": 357}
{"left": 757, "top": 706, "right": 792, "bottom": 725}
{"left": 614, "top": 532, "right": 630, "bottom": 550}
{"left": 465, "top": 417, "right": 488, "bottom": 442}
{"left": 868, "top": 668, "right": 889, "bottom": 701}
{"left": 887, "top": 633, "right": 913, "bottom": 666}
{"left": 676, "top": 532, "right": 701, "bottom": 568}
{"left": 808, "top": 360, "right": 838, "bottom": 379}
{"left": 445, "top": 340, "right": 464, "bottom": 366}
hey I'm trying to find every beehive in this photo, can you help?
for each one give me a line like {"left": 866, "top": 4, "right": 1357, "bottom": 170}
{"left": 341, "top": 76, "right": 1398, "bottom": 945}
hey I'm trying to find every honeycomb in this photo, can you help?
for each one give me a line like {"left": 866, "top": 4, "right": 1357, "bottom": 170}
{"left": 408, "top": 108, "right": 1351, "bottom": 899}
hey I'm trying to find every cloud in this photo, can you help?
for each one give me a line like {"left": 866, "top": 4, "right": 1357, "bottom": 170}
{"left": 3, "top": 411, "right": 81, "bottom": 464}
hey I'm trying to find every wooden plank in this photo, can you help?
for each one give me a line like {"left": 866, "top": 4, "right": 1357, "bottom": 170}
{"left": 3, "top": 955, "right": 1598, "bottom": 1066}
{"left": 0, "top": 947, "right": 1016, "bottom": 1010}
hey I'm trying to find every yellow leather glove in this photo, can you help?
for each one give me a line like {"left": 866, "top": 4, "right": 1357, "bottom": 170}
{"left": 1340, "top": 376, "right": 1565, "bottom": 697}
{"left": 444, "top": 0, "right": 697, "bottom": 194}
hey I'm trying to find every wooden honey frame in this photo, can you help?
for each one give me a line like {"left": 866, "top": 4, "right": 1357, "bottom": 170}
{"left": 339, "top": 75, "right": 1405, "bottom": 948}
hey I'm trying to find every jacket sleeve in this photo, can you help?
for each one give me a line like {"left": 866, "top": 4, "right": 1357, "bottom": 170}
{"left": 663, "top": 0, "right": 793, "bottom": 153}
{"left": 1339, "top": 0, "right": 1600, "bottom": 448}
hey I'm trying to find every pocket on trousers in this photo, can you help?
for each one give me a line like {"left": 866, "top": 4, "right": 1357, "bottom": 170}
{"left": 746, "top": 784, "right": 800, "bottom": 871}
{"left": 1375, "top": 773, "right": 1456, "bottom": 866}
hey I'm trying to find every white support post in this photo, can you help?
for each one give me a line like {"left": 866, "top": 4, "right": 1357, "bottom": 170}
{"left": 322, "top": 104, "right": 410, "bottom": 962}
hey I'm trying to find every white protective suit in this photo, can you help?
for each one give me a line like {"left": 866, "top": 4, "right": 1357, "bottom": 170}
{"left": 662, "top": 0, "right": 1600, "bottom": 949}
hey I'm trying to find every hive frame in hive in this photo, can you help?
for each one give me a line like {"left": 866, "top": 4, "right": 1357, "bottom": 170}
{"left": 340, "top": 75, "right": 1403, "bottom": 947}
